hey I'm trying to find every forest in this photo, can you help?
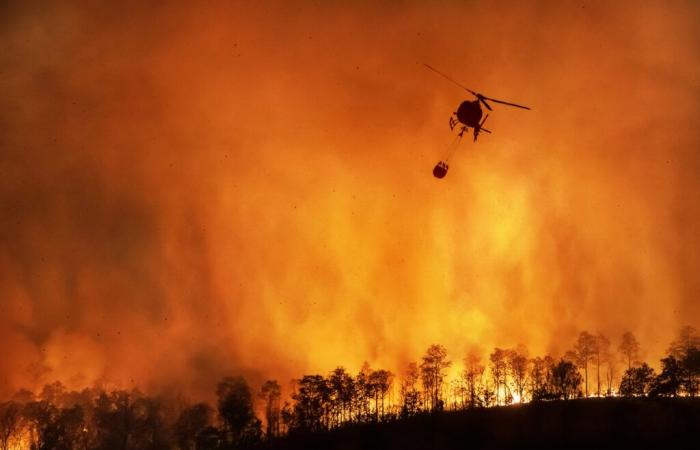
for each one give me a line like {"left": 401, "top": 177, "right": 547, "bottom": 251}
{"left": 1, "top": 326, "right": 699, "bottom": 450}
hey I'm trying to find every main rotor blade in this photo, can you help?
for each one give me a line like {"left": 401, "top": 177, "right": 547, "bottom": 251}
{"left": 477, "top": 96, "right": 493, "bottom": 111}
{"left": 424, "top": 63, "right": 531, "bottom": 110}
{"left": 423, "top": 64, "right": 478, "bottom": 96}
{"left": 482, "top": 96, "right": 531, "bottom": 110}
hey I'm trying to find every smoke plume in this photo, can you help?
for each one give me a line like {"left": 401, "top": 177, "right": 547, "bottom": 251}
{"left": 1, "top": 0, "right": 699, "bottom": 398}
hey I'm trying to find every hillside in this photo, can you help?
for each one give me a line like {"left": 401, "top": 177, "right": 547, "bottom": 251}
{"left": 268, "top": 398, "right": 700, "bottom": 450}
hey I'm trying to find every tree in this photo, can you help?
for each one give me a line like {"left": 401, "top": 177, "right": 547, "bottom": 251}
{"left": 24, "top": 400, "right": 58, "bottom": 450}
{"left": 650, "top": 355, "right": 682, "bottom": 397}
{"left": 463, "top": 352, "right": 485, "bottom": 408}
{"left": 368, "top": 370, "right": 393, "bottom": 420}
{"left": 216, "top": 376, "right": 257, "bottom": 445}
{"left": 481, "top": 381, "right": 496, "bottom": 407}
{"left": 23, "top": 399, "right": 88, "bottom": 450}
{"left": 529, "top": 355, "right": 554, "bottom": 401}
{"left": 93, "top": 390, "right": 138, "bottom": 450}
{"left": 573, "top": 331, "right": 597, "bottom": 397}
{"left": 280, "top": 401, "right": 294, "bottom": 435}
{"left": 507, "top": 348, "right": 529, "bottom": 403}
{"left": 448, "top": 379, "right": 465, "bottom": 410}
{"left": 131, "top": 397, "right": 171, "bottom": 450}
{"left": 195, "top": 426, "right": 222, "bottom": 450}
{"left": 174, "top": 403, "right": 212, "bottom": 450}
{"left": 668, "top": 326, "right": 700, "bottom": 396}
{"left": 0, "top": 402, "right": 23, "bottom": 450}
{"left": 58, "top": 405, "right": 88, "bottom": 450}
{"left": 594, "top": 333, "right": 610, "bottom": 396}
{"left": 290, "top": 375, "right": 328, "bottom": 432}
{"left": 595, "top": 333, "right": 615, "bottom": 396}
{"left": 681, "top": 346, "right": 700, "bottom": 396}
{"left": 354, "top": 363, "right": 372, "bottom": 421}
{"left": 619, "top": 363, "right": 655, "bottom": 397}
{"left": 327, "top": 368, "right": 354, "bottom": 426}
{"left": 668, "top": 326, "right": 700, "bottom": 359}
{"left": 619, "top": 331, "right": 640, "bottom": 371}
{"left": 259, "top": 380, "right": 281, "bottom": 437}
{"left": 399, "top": 362, "right": 421, "bottom": 418}
{"left": 39, "top": 382, "right": 66, "bottom": 407}
{"left": 549, "top": 360, "right": 582, "bottom": 400}
{"left": 489, "top": 348, "right": 509, "bottom": 405}
{"left": 420, "top": 345, "right": 451, "bottom": 411}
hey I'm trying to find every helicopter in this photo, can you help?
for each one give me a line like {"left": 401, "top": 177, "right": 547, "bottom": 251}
{"left": 424, "top": 64, "right": 530, "bottom": 179}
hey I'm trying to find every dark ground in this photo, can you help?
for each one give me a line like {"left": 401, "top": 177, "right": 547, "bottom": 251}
{"left": 267, "top": 398, "right": 700, "bottom": 450}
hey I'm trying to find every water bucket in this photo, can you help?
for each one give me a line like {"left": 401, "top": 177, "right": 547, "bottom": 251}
{"left": 433, "top": 161, "right": 448, "bottom": 179}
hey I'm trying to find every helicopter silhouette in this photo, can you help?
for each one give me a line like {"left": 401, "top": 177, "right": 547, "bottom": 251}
{"left": 424, "top": 64, "right": 530, "bottom": 179}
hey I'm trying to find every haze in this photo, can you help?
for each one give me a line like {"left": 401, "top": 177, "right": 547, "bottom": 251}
{"left": 1, "top": 0, "right": 699, "bottom": 399}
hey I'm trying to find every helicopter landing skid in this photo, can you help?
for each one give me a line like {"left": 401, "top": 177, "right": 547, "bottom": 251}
{"left": 449, "top": 115, "right": 458, "bottom": 131}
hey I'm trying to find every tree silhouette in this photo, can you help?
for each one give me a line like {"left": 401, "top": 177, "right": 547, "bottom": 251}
{"left": 355, "top": 363, "right": 372, "bottom": 421}
{"left": 420, "top": 345, "right": 451, "bottom": 411}
{"left": 327, "top": 368, "right": 353, "bottom": 426}
{"left": 595, "top": 333, "right": 615, "bottom": 396}
{"left": 619, "top": 331, "right": 640, "bottom": 371}
{"left": 195, "top": 425, "right": 222, "bottom": 450}
{"left": 23, "top": 400, "right": 56, "bottom": 450}
{"left": 620, "top": 363, "right": 655, "bottom": 397}
{"left": 507, "top": 348, "right": 529, "bottom": 402}
{"left": 216, "top": 376, "right": 257, "bottom": 445}
{"left": 463, "top": 353, "right": 485, "bottom": 408}
{"left": 259, "top": 380, "right": 281, "bottom": 437}
{"left": 24, "top": 402, "right": 86, "bottom": 450}
{"left": 174, "top": 403, "right": 212, "bottom": 450}
{"left": 93, "top": 391, "right": 137, "bottom": 450}
{"left": 279, "top": 400, "right": 293, "bottom": 435}
{"left": 529, "top": 355, "right": 554, "bottom": 400}
{"left": 489, "top": 348, "right": 508, "bottom": 404}
{"left": 132, "top": 396, "right": 171, "bottom": 449}
{"left": 668, "top": 326, "right": 700, "bottom": 359}
{"left": 6, "top": 328, "right": 700, "bottom": 448}
{"left": 669, "top": 326, "right": 700, "bottom": 396}
{"left": 57, "top": 405, "right": 88, "bottom": 450}
{"left": 0, "top": 402, "right": 23, "bottom": 450}
{"left": 574, "top": 331, "right": 597, "bottom": 397}
{"left": 448, "top": 379, "right": 465, "bottom": 410}
{"left": 399, "top": 362, "right": 421, "bottom": 418}
{"left": 368, "top": 370, "right": 393, "bottom": 421}
{"left": 650, "top": 355, "right": 682, "bottom": 397}
{"left": 681, "top": 346, "right": 700, "bottom": 396}
{"left": 481, "top": 381, "right": 496, "bottom": 407}
{"left": 39, "top": 381, "right": 66, "bottom": 407}
{"left": 290, "top": 375, "right": 328, "bottom": 432}
{"left": 594, "top": 333, "right": 610, "bottom": 396}
{"left": 550, "top": 360, "right": 582, "bottom": 400}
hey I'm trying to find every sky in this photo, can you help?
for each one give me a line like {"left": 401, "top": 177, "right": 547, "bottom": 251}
{"left": 1, "top": 0, "right": 699, "bottom": 399}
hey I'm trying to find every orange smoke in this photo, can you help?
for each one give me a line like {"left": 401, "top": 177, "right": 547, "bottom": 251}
{"left": 1, "top": 0, "right": 699, "bottom": 399}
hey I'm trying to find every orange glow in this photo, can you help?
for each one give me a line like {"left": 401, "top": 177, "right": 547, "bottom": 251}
{"left": 1, "top": 0, "right": 699, "bottom": 400}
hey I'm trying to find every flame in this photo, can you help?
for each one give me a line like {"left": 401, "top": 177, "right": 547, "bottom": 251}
{"left": 511, "top": 393, "right": 522, "bottom": 404}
